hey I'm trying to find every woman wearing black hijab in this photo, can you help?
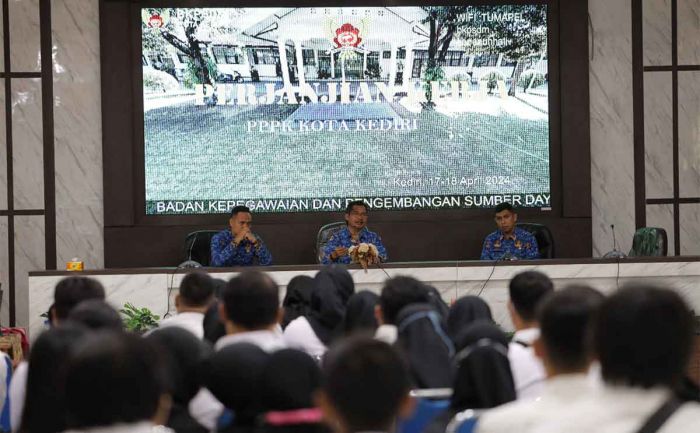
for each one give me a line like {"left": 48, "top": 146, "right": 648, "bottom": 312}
{"left": 283, "top": 266, "right": 355, "bottom": 358}
{"left": 424, "top": 322, "right": 516, "bottom": 433}
{"left": 281, "top": 276, "right": 315, "bottom": 329}
{"left": 396, "top": 303, "right": 455, "bottom": 389}
{"left": 446, "top": 296, "right": 494, "bottom": 342}
{"left": 260, "top": 349, "right": 329, "bottom": 433}
{"left": 342, "top": 291, "right": 379, "bottom": 335}
{"left": 202, "top": 342, "right": 271, "bottom": 433}
{"left": 146, "top": 327, "right": 213, "bottom": 433}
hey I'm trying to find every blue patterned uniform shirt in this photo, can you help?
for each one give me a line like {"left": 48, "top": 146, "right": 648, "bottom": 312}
{"left": 210, "top": 229, "right": 273, "bottom": 267}
{"left": 480, "top": 227, "right": 539, "bottom": 260}
{"left": 321, "top": 227, "right": 388, "bottom": 265}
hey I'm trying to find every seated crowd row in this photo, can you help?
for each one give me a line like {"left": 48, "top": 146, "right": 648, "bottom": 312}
{"left": 5, "top": 267, "right": 700, "bottom": 433}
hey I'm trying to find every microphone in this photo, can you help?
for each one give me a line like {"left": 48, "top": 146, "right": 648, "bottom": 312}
{"left": 603, "top": 224, "right": 627, "bottom": 258}
{"left": 178, "top": 231, "right": 203, "bottom": 268}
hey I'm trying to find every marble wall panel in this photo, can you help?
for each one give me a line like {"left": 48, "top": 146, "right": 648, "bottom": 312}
{"left": 8, "top": 0, "right": 40, "bottom": 73}
{"left": 680, "top": 203, "right": 700, "bottom": 255}
{"left": 678, "top": 71, "right": 700, "bottom": 198}
{"left": 644, "top": 72, "right": 674, "bottom": 199}
{"left": 0, "top": 79, "right": 6, "bottom": 210}
{"left": 0, "top": 217, "right": 8, "bottom": 326}
{"left": 643, "top": 0, "right": 672, "bottom": 66}
{"left": 52, "top": 0, "right": 103, "bottom": 269}
{"left": 678, "top": 0, "right": 700, "bottom": 65}
{"left": 15, "top": 215, "right": 44, "bottom": 329}
{"left": 646, "top": 204, "right": 675, "bottom": 255}
{"left": 590, "top": 0, "right": 636, "bottom": 256}
{"left": 12, "top": 78, "right": 43, "bottom": 210}
{"left": 0, "top": 2, "right": 5, "bottom": 73}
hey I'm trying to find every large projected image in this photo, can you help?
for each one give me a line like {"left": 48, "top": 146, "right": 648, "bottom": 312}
{"left": 142, "top": 5, "right": 550, "bottom": 215}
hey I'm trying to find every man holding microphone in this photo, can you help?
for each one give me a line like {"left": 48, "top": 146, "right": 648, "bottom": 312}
{"left": 210, "top": 205, "right": 273, "bottom": 266}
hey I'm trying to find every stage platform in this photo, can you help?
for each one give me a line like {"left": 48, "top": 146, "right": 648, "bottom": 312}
{"left": 25, "top": 257, "right": 700, "bottom": 338}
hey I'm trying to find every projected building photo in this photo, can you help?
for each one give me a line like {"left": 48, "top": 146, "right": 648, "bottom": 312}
{"left": 141, "top": 6, "right": 551, "bottom": 214}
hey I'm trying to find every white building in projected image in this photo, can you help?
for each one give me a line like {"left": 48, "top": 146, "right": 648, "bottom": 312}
{"left": 189, "top": 7, "right": 547, "bottom": 88}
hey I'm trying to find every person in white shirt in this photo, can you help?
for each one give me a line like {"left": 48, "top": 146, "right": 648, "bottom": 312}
{"left": 477, "top": 285, "right": 605, "bottom": 433}
{"left": 528, "top": 284, "right": 700, "bottom": 433}
{"left": 190, "top": 270, "right": 286, "bottom": 429}
{"left": 506, "top": 270, "right": 553, "bottom": 400}
{"left": 372, "top": 276, "right": 431, "bottom": 345}
{"left": 159, "top": 271, "right": 216, "bottom": 339}
{"left": 62, "top": 331, "right": 171, "bottom": 433}
{"left": 284, "top": 266, "right": 354, "bottom": 358}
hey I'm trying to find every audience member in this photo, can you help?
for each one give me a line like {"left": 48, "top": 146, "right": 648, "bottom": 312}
{"left": 191, "top": 271, "right": 284, "bottom": 430}
{"left": 66, "top": 300, "right": 123, "bottom": 332}
{"left": 477, "top": 285, "right": 604, "bottom": 433}
{"left": 374, "top": 276, "right": 431, "bottom": 344}
{"left": 318, "top": 337, "right": 413, "bottom": 433}
{"left": 342, "top": 291, "right": 379, "bottom": 336}
{"left": 202, "top": 343, "right": 271, "bottom": 433}
{"left": 395, "top": 303, "right": 454, "bottom": 388}
{"left": 51, "top": 276, "right": 106, "bottom": 325}
{"left": 446, "top": 296, "right": 494, "bottom": 341}
{"left": 281, "top": 276, "right": 315, "bottom": 329}
{"left": 218, "top": 271, "right": 285, "bottom": 352}
{"left": 260, "top": 349, "right": 328, "bottom": 433}
{"left": 63, "top": 331, "right": 169, "bottom": 433}
{"left": 18, "top": 325, "right": 87, "bottom": 433}
{"left": 203, "top": 301, "right": 226, "bottom": 345}
{"left": 531, "top": 285, "right": 700, "bottom": 432}
{"left": 284, "top": 266, "right": 354, "bottom": 358}
{"left": 425, "top": 285, "right": 450, "bottom": 319}
{"left": 146, "top": 327, "right": 213, "bottom": 433}
{"left": 506, "top": 271, "right": 553, "bottom": 399}
{"left": 160, "top": 272, "right": 216, "bottom": 339}
{"left": 425, "top": 322, "right": 515, "bottom": 433}
{"left": 10, "top": 276, "right": 106, "bottom": 431}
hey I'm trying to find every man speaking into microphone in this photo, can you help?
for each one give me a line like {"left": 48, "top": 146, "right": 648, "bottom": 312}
{"left": 210, "top": 205, "right": 273, "bottom": 266}
{"left": 481, "top": 202, "right": 539, "bottom": 261}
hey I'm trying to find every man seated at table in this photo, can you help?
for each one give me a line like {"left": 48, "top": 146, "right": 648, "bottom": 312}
{"left": 481, "top": 202, "right": 539, "bottom": 260}
{"left": 210, "top": 205, "right": 272, "bottom": 266}
{"left": 322, "top": 200, "right": 387, "bottom": 265}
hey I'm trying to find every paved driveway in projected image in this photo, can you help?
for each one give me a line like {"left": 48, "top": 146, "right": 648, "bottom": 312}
{"left": 144, "top": 99, "right": 549, "bottom": 203}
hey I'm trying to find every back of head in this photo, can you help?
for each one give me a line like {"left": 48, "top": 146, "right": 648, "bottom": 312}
{"left": 595, "top": 284, "right": 694, "bottom": 389}
{"left": 222, "top": 271, "right": 279, "bottom": 330}
{"left": 65, "top": 331, "right": 166, "bottom": 429}
{"left": 447, "top": 296, "right": 493, "bottom": 340}
{"left": 203, "top": 342, "right": 270, "bottom": 424}
{"left": 379, "top": 276, "right": 431, "bottom": 325}
{"left": 343, "top": 291, "right": 379, "bottom": 335}
{"left": 203, "top": 301, "right": 226, "bottom": 344}
{"left": 508, "top": 271, "right": 553, "bottom": 322}
{"left": 452, "top": 322, "right": 515, "bottom": 410}
{"left": 396, "top": 303, "right": 454, "bottom": 388}
{"left": 179, "top": 271, "right": 215, "bottom": 307}
{"left": 262, "top": 349, "right": 321, "bottom": 411}
{"left": 282, "top": 275, "right": 315, "bottom": 328}
{"left": 537, "top": 285, "right": 604, "bottom": 373}
{"left": 307, "top": 266, "right": 355, "bottom": 344}
{"left": 145, "top": 327, "right": 213, "bottom": 406}
{"left": 20, "top": 325, "right": 88, "bottom": 433}
{"left": 54, "top": 276, "right": 106, "bottom": 321}
{"left": 321, "top": 337, "right": 411, "bottom": 432}
{"left": 66, "top": 300, "right": 123, "bottom": 331}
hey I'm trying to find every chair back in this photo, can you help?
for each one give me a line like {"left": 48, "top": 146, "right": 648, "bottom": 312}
{"left": 446, "top": 409, "right": 484, "bottom": 433}
{"left": 316, "top": 222, "right": 346, "bottom": 263}
{"left": 629, "top": 227, "right": 668, "bottom": 257}
{"left": 516, "top": 223, "right": 555, "bottom": 258}
{"left": 182, "top": 230, "right": 220, "bottom": 266}
{"left": 396, "top": 391, "right": 451, "bottom": 433}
